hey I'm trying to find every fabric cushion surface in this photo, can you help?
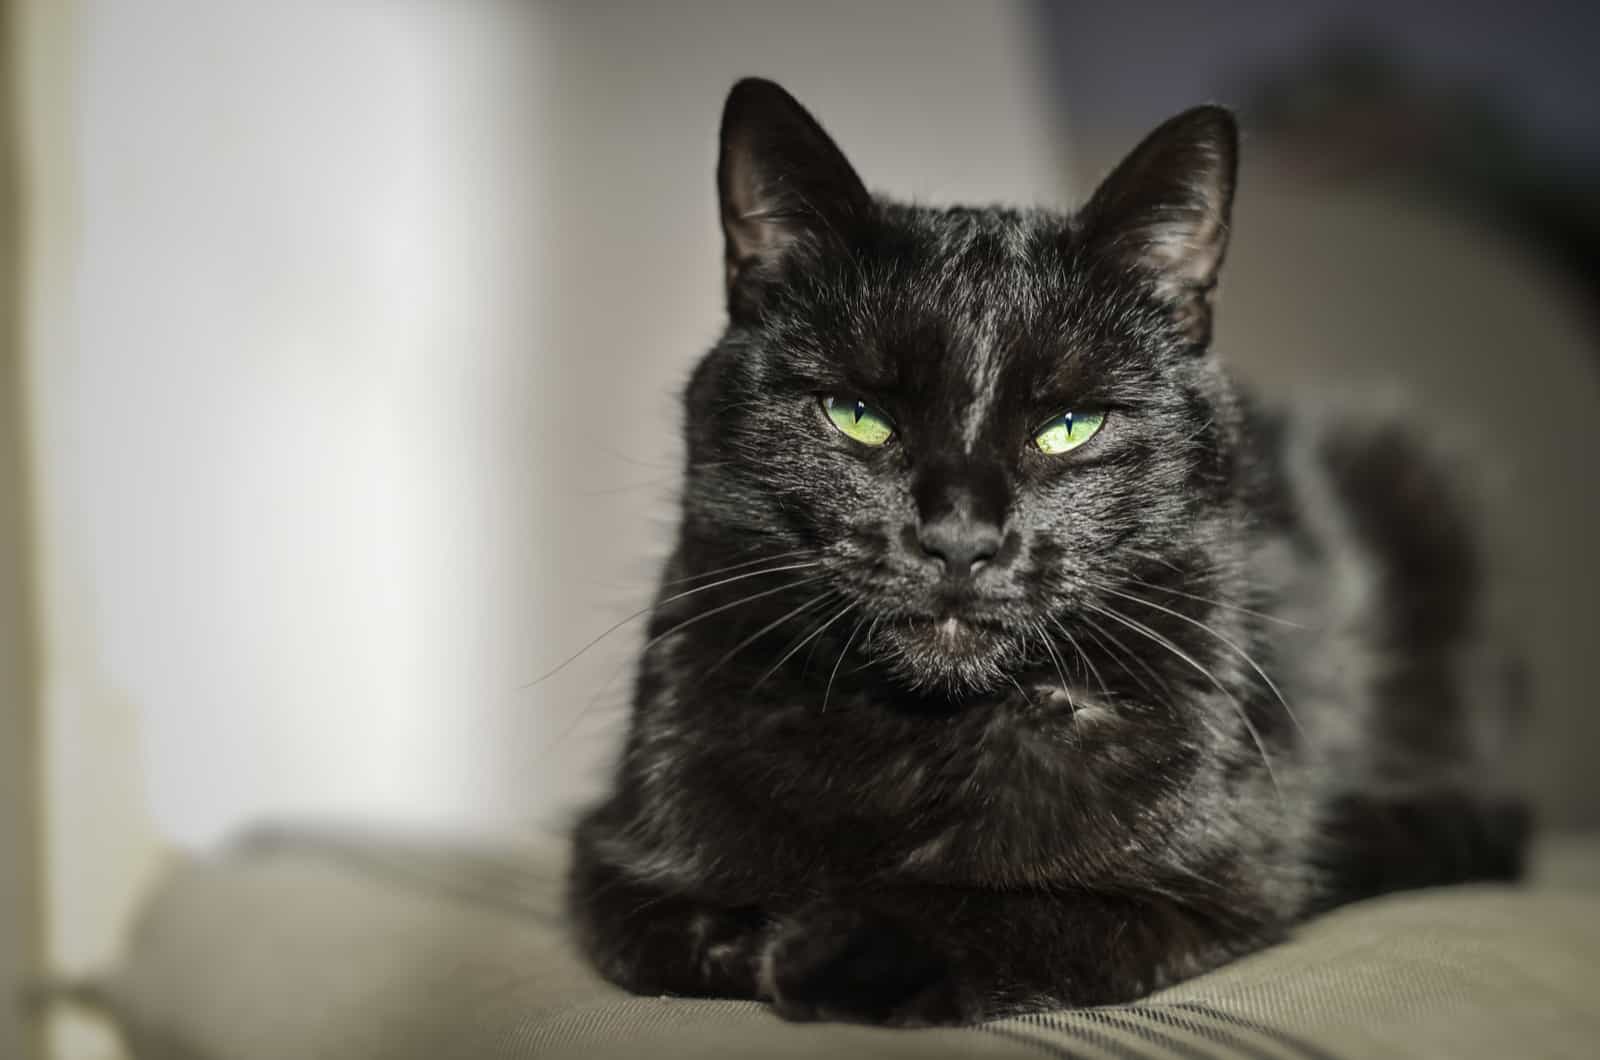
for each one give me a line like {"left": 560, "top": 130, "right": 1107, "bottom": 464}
{"left": 105, "top": 828, "right": 1600, "bottom": 1059}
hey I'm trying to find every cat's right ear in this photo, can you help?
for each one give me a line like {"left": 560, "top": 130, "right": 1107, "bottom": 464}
{"left": 1078, "top": 106, "right": 1238, "bottom": 349}
{"left": 718, "top": 78, "right": 871, "bottom": 319}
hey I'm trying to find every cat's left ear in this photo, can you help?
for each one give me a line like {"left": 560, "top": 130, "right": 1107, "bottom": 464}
{"left": 718, "top": 78, "right": 872, "bottom": 319}
{"left": 1079, "top": 106, "right": 1238, "bottom": 348}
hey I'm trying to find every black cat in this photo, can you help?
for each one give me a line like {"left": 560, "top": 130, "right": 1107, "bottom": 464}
{"left": 568, "top": 78, "right": 1529, "bottom": 1026}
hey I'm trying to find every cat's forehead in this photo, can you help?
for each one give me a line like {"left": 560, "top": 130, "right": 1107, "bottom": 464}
{"left": 895, "top": 203, "right": 1063, "bottom": 278}
{"left": 842, "top": 206, "right": 1083, "bottom": 375}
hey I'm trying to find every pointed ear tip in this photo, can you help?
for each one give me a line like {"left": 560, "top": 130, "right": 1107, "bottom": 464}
{"left": 1178, "top": 104, "right": 1240, "bottom": 153}
{"left": 729, "top": 76, "right": 784, "bottom": 94}
{"left": 723, "top": 77, "right": 795, "bottom": 121}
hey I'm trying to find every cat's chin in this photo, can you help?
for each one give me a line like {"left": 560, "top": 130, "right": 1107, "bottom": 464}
{"left": 877, "top": 616, "right": 1021, "bottom": 696}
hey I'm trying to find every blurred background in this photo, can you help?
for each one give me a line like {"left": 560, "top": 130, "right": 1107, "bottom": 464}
{"left": 2, "top": 2, "right": 1596, "bottom": 1057}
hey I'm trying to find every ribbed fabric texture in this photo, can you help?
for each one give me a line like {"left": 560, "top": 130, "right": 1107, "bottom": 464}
{"left": 106, "top": 829, "right": 1600, "bottom": 1060}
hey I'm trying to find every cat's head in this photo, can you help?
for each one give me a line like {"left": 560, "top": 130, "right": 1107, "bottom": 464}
{"left": 681, "top": 79, "right": 1244, "bottom": 696}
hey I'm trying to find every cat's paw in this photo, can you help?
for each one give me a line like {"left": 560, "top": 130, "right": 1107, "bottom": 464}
{"left": 758, "top": 906, "right": 981, "bottom": 1027}
{"left": 590, "top": 903, "right": 767, "bottom": 998}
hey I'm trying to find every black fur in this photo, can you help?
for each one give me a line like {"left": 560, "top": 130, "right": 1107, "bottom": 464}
{"left": 568, "top": 79, "right": 1528, "bottom": 1026}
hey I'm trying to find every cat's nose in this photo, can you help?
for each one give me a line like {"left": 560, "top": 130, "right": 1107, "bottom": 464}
{"left": 917, "top": 514, "right": 1003, "bottom": 577}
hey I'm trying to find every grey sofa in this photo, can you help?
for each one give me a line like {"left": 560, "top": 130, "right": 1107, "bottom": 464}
{"left": 101, "top": 827, "right": 1600, "bottom": 1059}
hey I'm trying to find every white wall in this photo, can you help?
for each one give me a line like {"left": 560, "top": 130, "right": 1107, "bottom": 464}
{"left": 36, "top": 0, "right": 1061, "bottom": 851}
{"left": 24, "top": 6, "right": 566, "bottom": 1056}
{"left": 61, "top": 1, "right": 562, "bottom": 847}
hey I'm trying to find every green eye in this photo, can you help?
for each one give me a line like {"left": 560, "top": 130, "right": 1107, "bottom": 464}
{"left": 823, "top": 396, "right": 894, "bottom": 446}
{"left": 1033, "top": 410, "right": 1105, "bottom": 454}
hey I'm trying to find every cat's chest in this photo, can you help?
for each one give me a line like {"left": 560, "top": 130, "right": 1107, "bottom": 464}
{"left": 857, "top": 689, "right": 1093, "bottom": 803}
{"left": 879, "top": 698, "right": 1195, "bottom": 886}
{"left": 766, "top": 687, "right": 1155, "bottom": 867}
{"left": 642, "top": 677, "right": 1192, "bottom": 889}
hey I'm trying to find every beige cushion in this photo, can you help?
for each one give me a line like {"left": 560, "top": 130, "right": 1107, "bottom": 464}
{"left": 106, "top": 829, "right": 1600, "bottom": 1059}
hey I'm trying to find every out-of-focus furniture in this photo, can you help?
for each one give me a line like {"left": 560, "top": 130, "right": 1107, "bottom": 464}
{"left": 102, "top": 827, "right": 1600, "bottom": 1060}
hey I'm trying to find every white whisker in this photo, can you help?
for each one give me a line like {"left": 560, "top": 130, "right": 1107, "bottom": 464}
{"left": 755, "top": 601, "right": 859, "bottom": 689}
{"left": 662, "top": 548, "right": 817, "bottom": 587}
{"left": 1076, "top": 612, "right": 1174, "bottom": 705}
{"left": 1122, "top": 574, "right": 1305, "bottom": 630}
{"left": 1097, "top": 584, "right": 1305, "bottom": 740}
{"left": 702, "top": 591, "right": 838, "bottom": 678}
{"left": 1088, "top": 602, "right": 1286, "bottom": 810}
{"left": 521, "top": 561, "right": 822, "bottom": 688}
{"left": 822, "top": 616, "right": 868, "bottom": 713}
{"left": 643, "top": 575, "right": 829, "bottom": 653}
{"left": 1035, "top": 624, "right": 1081, "bottom": 742}
{"left": 1051, "top": 617, "right": 1113, "bottom": 709}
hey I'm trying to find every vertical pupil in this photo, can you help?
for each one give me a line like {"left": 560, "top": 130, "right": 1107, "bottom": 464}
{"left": 854, "top": 401, "right": 865, "bottom": 424}
{"left": 1063, "top": 412, "right": 1074, "bottom": 435}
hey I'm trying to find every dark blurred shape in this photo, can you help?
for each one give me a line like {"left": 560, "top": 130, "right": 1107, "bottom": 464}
{"left": 1034, "top": 0, "right": 1600, "bottom": 343}
{"left": 1240, "top": 34, "right": 1600, "bottom": 331}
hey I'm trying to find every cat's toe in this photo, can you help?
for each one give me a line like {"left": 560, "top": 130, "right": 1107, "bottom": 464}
{"left": 760, "top": 907, "right": 979, "bottom": 1026}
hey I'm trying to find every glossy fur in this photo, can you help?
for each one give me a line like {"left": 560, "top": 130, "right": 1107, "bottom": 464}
{"left": 568, "top": 79, "right": 1528, "bottom": 1025}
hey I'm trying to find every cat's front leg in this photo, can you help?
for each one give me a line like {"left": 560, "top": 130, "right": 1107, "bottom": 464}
{"left": 761, "top": 887, "right": 1280, "bottom": 1026}
{"left": 758, "top": 904, "right": 976, "bottom": 1025}
{"left": 568, "top": 830, "right": 767, "bottom": 999}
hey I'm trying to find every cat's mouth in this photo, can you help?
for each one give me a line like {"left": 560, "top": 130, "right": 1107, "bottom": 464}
{"left": 877, "top": 613, "right": 1020, "bottom": 693}
{"left": 928, "top": 616, "right": 992, "bottom": 651}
